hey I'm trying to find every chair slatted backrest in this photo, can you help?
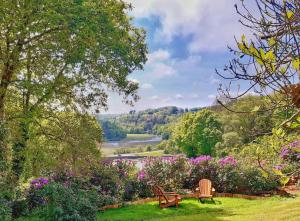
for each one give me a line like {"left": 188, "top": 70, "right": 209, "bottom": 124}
{"left": 199, "top": 179, "right": 212, "bottom": 196}
{"left": 153, "top": 186, "right": 168, "bottom": 202}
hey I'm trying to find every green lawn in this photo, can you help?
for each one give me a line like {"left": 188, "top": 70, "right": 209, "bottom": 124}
{"left": 135, "top": 150, "right": 168, "bottom": 157}
{"left": 124, "top": 134, "right": 157, "bottom": 141}
{"left": 98, "top": 195, "right": 300, "bottom": 221}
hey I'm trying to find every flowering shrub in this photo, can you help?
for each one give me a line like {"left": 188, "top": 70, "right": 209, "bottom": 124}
{"left": 138, "top": 155, "right": 278, "bottom": 195}
{"left": 280, "top": 140, "right": 300, "bottom": 163}
{"left": 33, "top": 182, "right": 98, "bottom": 221}
{"left": 27, "top": 177, "right": 50, "bottom": 210}
{"left": 21, "top": 154, "right": 281, "bottom": 219}
{"left": 186, "top": 155, "right": 217, "bottom": 189}
{"left": 112, "top": 159, "right": 136, "bottom": 179}
{"left": 218, "top": 156, "right": 238, "bottom": 167}
{"left": 140, "top": 156, "right": 190, "bottom": 191}
{"left": 30, "top": 178, "right": 49, "bottom": 190}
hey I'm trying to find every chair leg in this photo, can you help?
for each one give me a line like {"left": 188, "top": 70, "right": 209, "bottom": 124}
{"left": 211, "top": 198, "right": 215, "bottom": 204}
{"left": 199, "top": 198, "right": 204, "bottom": 204}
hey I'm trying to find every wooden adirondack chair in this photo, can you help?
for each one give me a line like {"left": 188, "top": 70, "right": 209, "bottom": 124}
{"left": 197, "top": 179, "right": 215, "bottom": 203}
{"left": 152, "top": 186, "right": 181, "bottom": 208}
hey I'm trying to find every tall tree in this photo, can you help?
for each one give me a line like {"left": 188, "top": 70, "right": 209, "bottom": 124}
{"left": 173, "top": 110, "right": 222, "bottom": 157}
{"left": 0, "top": 0, "right": 147, "bottom": 179}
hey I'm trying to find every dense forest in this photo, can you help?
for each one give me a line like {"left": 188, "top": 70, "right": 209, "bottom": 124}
{"left": 98, "top": 95, "right": 298, "bottom": 157}
{"left": 97, "top": 106, "right": 204, "bottom": 140}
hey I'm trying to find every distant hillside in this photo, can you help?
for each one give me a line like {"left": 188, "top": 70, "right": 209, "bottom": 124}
{"left": 96, "top": 106, "right": 204, "bottom": 138}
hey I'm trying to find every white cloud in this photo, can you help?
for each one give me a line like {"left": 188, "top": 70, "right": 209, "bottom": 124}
{"left": 148, "top": 49, "right": 170, "bottom": 64}
{"left": 141, "top": 83, "right": 153, "bottom": 89}
{"left": 127, "top": 0, "right": 247, "bottom": 52}
{"left": 129, "top": 78, "right": 140, "bottom": 84}
{"left": 190, "top": 93, "right": 199, "bottom": 99}
{"left": 208, "top": 94, "right": 216, "bottom": 99}
{"left": 150, "top": 62, "right": 177, "bottom": 78}
{"left": 143, "top": 49, "right": 203, "bottom": 80}
{"left": 175, "top": 94, "right": 184, "bottom": 99}
{"left": 151, "top": 95, "right": 160, "bottom": 100}
{"left": 210, "top": 77, "right": 221, "bottom": 85}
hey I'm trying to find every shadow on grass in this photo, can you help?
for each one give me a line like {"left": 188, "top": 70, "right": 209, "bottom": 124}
{"left": 199, "top": 198, "right": 222, "bottom": 205}
{"left": 98, "top": 199, "right": 234, "bottom": 221}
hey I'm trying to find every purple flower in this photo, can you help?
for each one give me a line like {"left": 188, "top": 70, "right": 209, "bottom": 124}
{"left": 137, "top": 170, "right": 146, "bottom": 180}
{"left": 280, "top": 140, "right": 300, "bottom": 160}
{"left": 189, "top": 155, "right": 212, "bottom": 165}
{"left": 280, "top": 147, "right": 290, "bottom": 159}
{"left": 289, "top": 140, "right": 300, "bottom": 148}
{"left": 218, "top": 156, "right": 237, "bottom": 166}
{"left": 30, "top": 177, "right": 49, "bottom": 189}
{"left": 274, "top": 165, "right": 283, "bottom": 170}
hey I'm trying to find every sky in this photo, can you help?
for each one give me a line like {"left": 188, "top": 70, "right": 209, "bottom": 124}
{"left": 105, "top": 0, "right": 253, "bottom": 114}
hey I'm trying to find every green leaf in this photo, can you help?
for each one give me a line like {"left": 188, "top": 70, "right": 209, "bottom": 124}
{"left": 252, "top": 106, "right": 260, "bottom": 112}
{"left": 295, "top": 148, "right": 300, "bottom": 153}
{"left": 259, "top": 169, "right": 269, "bottom": 178}
{"left": 273, "top": 128, "right": 285, "bottom": 137}
{"left": 273, "top": 169, "right": 283, "bottom": 176}
{"left": 268, "top": 38, "right": 276, "bottom": 47}
{"left": 241, "top": 34, "right": 246, "bottom": 42}
{"left": 287, "top": 11, "right": 294, "bottom": 19}
{"left": 289, "top": 122, "right": 300, "bottom": 129}
{"left": 292, "top": 59, "right": 300, "bottom": 70}
{"left": 280, "top": 176, "right": 290, "bottom": 186}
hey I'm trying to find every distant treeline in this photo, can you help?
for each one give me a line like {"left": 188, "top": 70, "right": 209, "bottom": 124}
{"left": 100, "top": 120, "right": 127, "bottom": 141}
{"left": 97, "top": 106, "right": 204, "bottom": 141}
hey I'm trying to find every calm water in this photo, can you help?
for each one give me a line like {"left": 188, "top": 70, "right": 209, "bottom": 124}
{"left": 104, "top": 136, "right": 162, "bottom": 148}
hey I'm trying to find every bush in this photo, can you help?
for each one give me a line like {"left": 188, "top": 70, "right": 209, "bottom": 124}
{"left": 240, "top": 167, "right": 278, "bottom": 194}
{"left": 12, "top": 199, "right": 28, "bottom": 219}
{"left": 31, "top": 182, "right": 98, "bottom": 221}
{"left": 0, "top": 199, "right": 12, "bottom": 221}
{"left": 146, "top": 145, "right": 152, "bottom": 152}
{"left": 186, "top": 156, "right": 217, "bottom": 189}
{"left": 123, "top": 180, "right": 138, "bottom": 201}
{"left": 16, "top": 154, "right": 284, "bottom": 220}
{"left": 90, "top": 159, "right": 138, "bottom": 204}
{"left": 140, "top": 156, "right": 190, "bottom": 191}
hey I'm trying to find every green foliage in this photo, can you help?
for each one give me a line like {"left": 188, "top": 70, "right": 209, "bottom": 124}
{"left": 0, "top": 0, "right": 147, "bottom": 181}
{"left": 0, "top": 199, "right": 12, "bottom": 221}
{"left": 31, "top": 182, "right": 98, "bottom": 221}
{"left": 218, "top": 96, "right": 276, "bottom": 144}
{"left": 141, "top": 156, "right": 190, "bottom": 191}
{"left": 100, "top": 120, "right": 127, "bottom": 141}
{"left": 98, "top": 106, "right": 187, "bottom": 135}
{"left": 23, "top": 113, "right": 102, "bottom": 177}
{"left": 173, "top": 110, "right": 222, "bottom": 157}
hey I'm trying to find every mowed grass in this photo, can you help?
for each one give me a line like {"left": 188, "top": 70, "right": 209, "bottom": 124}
{"left": 124, "top": 134, "right": 157, "bottom": 141}
{"left": 101, "top": 134, "right": 161, "bottom": 156}
{"left": 98, "top": 194, "right": 300, "bottom": 221}
{"left": 135, "top": 150, "right": 168, "bottom": 157}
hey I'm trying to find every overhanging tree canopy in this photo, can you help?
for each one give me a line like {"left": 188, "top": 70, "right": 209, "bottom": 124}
{"left": 217, "top": 0, "right": 300, "bottom": 120}
{"left": 0, "top": 0, "right": 147, "bottom": 179}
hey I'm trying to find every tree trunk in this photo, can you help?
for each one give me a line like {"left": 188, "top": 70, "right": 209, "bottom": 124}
{"left": 0, "top": 120, "right": 8, "bottom": 172}
{"left": 12, "top": 120, "right": 29, "bottom": 179}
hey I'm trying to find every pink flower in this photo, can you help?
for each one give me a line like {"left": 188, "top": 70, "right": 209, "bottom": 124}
{"left": 218, "top": 156, "right": 237, "bottom": 166}
{"left": 189, "top": 155, "right": 212, "bottom": 165}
